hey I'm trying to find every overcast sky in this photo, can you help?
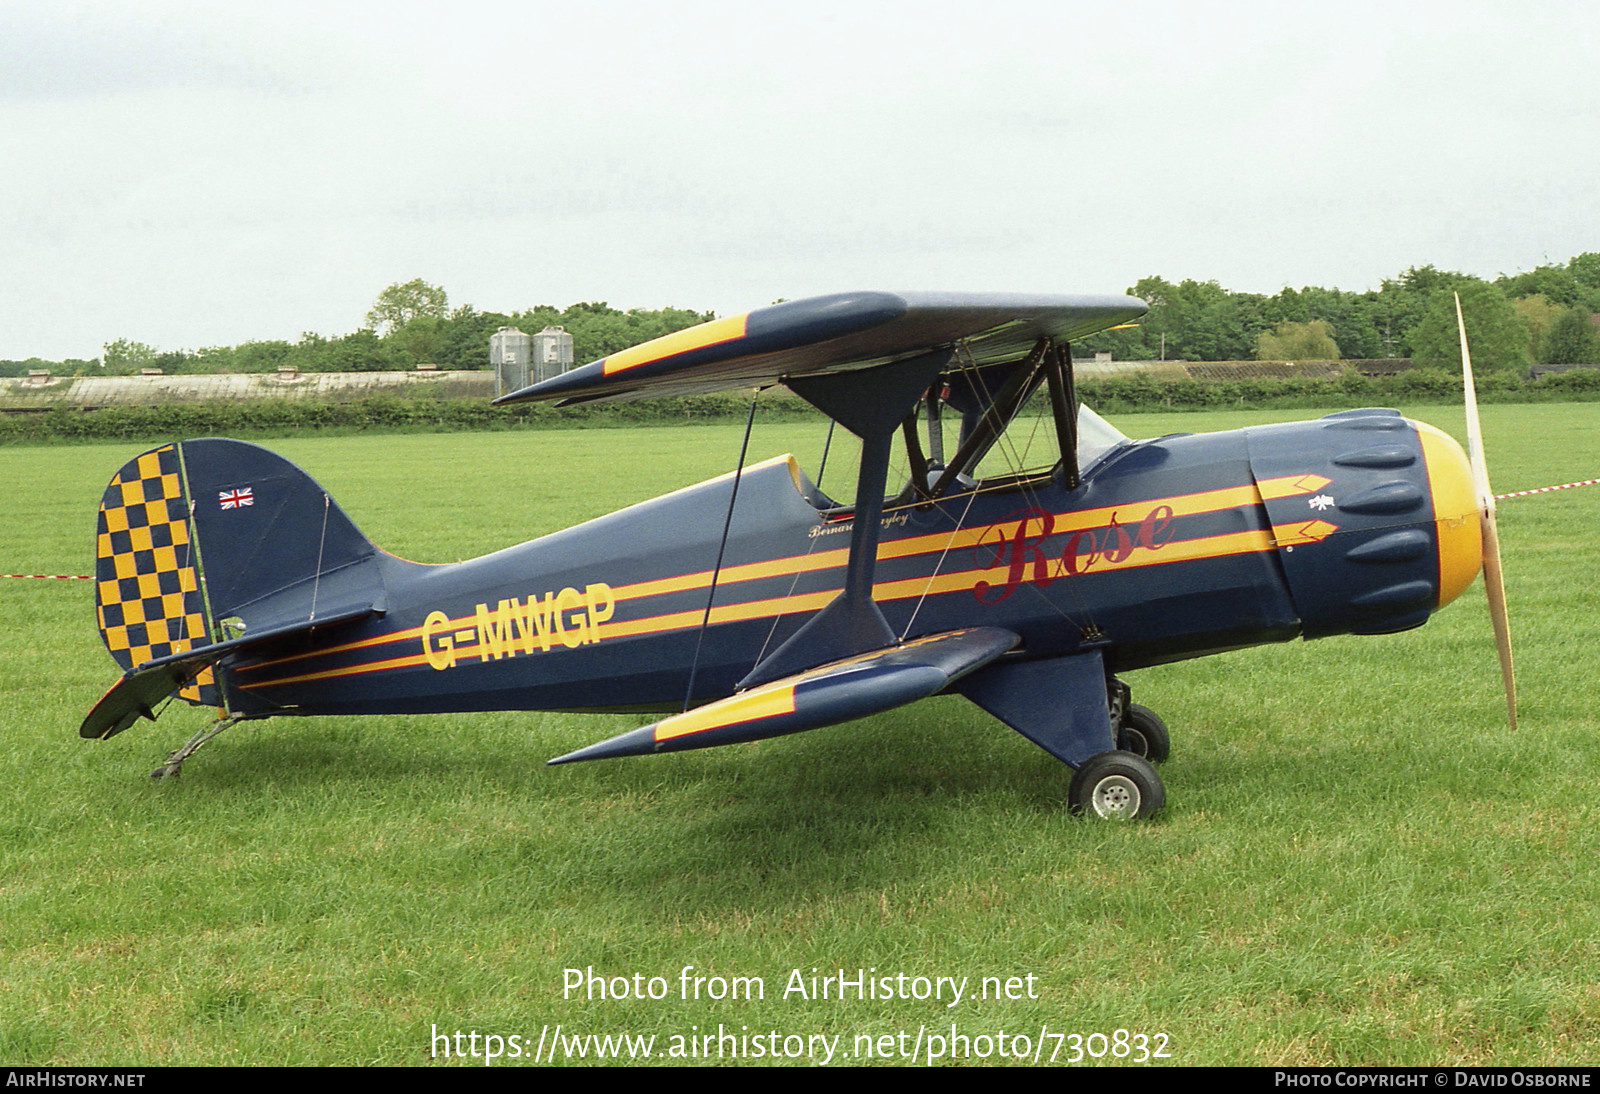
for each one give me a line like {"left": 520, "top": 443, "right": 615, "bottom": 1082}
{"left": 3, "top": 0, "right": 1597, "bottom": 361}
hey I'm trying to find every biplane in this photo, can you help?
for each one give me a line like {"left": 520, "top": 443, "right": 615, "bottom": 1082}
{"left": 81, "top": 291, "right": 1513, "bottom": 819}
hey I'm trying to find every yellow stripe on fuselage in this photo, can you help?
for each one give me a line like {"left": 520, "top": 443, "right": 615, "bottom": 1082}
{"left": 606, "top": 478, "right": 1275, "bottom": 606}
{"left": 1269, "top": 519, "right": 1339, "bottom": 546}
{"left": 236, "top": 477, "right": 1277, "bottom": 677}
{"left": 237, "top": 473, "right": 1320, "bottom": 683}
{"left": 1257, "top": 473, "right": 1332, "bottom": 500}
{"left": 237, "top": 525, "right": 1281, "bottom": 692}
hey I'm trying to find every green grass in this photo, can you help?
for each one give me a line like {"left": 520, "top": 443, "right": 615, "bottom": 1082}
{"left": 2, "top": 403, "right": 1598, "bottom": 1066}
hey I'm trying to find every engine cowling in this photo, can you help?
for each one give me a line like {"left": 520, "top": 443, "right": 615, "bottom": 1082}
{"left": 1247, "top": 408, "right": 1481, "bottom": 639}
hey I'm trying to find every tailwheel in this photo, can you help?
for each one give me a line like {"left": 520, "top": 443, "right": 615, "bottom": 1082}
{"left": 150, "top": 715, "right": 242, "bottom": 779}
{"left": 1069, "top": 751, "right": 1165, "bottom": 820}
{"left": 1117, "top": 703, "right": 1171, "bottom": 764}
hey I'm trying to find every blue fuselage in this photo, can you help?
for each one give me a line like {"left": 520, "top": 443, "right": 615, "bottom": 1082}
{"left": 219, "top": 409, "right": 1477, "bottom": 722}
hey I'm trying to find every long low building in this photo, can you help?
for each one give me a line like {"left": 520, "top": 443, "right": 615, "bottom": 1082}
{"left": 1, "top": 357, "right": 1417, "bottom": 413}
{"left": 0, "top": 368, "right": 495, "bottom": 411}
{"left": 1073, "top": 358, "right": 1407, "bottom": 381}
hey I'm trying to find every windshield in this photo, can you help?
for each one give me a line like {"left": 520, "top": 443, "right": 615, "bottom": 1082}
{"left": 1076, "top": 403, "right": 1128, "bottom": 469}
{"left": 964, "top": 398, "right": 1129, "bottom": 483}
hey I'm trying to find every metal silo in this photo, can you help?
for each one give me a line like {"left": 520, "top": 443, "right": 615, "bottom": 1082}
{"left": 530, "top": 325, "right": 574, "bottom": 383}
{"left": 490, "top": 326, "right": 532, "bottom": 397}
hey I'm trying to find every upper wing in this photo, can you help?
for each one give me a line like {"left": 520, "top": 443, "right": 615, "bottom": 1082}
{"left": 493, "top": 291, "right": 1145, "bottom": 407}
{"left": 547, "top": 626, "right": 1020, "bottom": 763}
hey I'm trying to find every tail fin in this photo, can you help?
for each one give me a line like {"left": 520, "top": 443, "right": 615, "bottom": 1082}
{"left": 177, "top": 438, "right": 377, "bottom": 622}
{"left": 94, "top": 439, "right": 381, "bottom": 711}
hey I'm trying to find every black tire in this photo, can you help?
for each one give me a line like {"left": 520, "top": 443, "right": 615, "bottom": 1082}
{"left": 1069, "top": 751, "right": 1165, "bottom": 820}
{"left": 1117, "top": 704, "right": 1171, "bottom": 765}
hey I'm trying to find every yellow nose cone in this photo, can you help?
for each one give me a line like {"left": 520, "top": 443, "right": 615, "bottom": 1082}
{"left": 1414, "top": 420, "right": 1483, "bottom": 610}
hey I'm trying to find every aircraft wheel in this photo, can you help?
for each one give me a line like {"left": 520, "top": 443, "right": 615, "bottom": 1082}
{"left": 1069, "top": 752, "right": 1165, "bottom": 820}
{"left": 1117, "top": 704, "right": 1171, "bottom": 764}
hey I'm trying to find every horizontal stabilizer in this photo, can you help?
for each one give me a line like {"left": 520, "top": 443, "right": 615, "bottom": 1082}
{"left": 80, "top": 603, "right": 379, "bottom": 740}
{"left": 548, "top": 627, "right": 1019, "bottom": 764}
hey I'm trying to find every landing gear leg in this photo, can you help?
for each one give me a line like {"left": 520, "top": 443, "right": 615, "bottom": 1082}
{"left": 1110, "top": 677, "right": 1171, "bottom": 764}
{"left": 151, "top": 715, "right": 242, "bottom": 779}
{"left": 1118, "top": 705, "right": 1171, "bottom": 764}
{"left": 958, "top": 652, "right": 1168, "bottom": 819}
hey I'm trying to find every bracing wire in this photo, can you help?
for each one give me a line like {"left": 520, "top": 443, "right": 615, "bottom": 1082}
{"left": 308, "top": 493, "right": 330, "bottom": 624}
{"left": 682, "top": 396, "right": 759, "bottom": 711}
{"left": 899, "top": 484, "right": 982, "bottom": 641}
{"left": 958, "top": 343, "right": 1097, "bottom": 633}
{"left": 815, "top": 419, "right": 836, "bottom": 493}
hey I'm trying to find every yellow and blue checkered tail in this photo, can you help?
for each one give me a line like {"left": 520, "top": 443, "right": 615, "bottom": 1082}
{"left": 94, "top": 444, "right": 220, "bottom": 708}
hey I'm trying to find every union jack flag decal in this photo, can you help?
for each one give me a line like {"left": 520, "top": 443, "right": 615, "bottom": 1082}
{"left": 218, "top": 487, "right": 254, "bottom": 510}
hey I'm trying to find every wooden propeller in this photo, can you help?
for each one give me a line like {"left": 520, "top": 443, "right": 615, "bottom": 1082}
{"left": 1456, "top": 292, "right": 1517, "bottom": 730}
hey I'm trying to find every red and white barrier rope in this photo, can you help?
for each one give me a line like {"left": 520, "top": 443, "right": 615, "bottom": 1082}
{"left": 1496, "top": 478, "right": 1600, "bottom": 500}
{"left": 3, "top": 573, "right": 93, "bottom": 580}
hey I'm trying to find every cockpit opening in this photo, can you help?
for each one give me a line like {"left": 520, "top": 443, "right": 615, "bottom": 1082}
{"left": 797, "top": 398, "right": 1129, "bottom": 516}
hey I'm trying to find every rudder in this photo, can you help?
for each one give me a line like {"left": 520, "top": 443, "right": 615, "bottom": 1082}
{"left": 94, "top": 443, "right": 218, "bottom": 705}
{"left": 93, "top": 439, "right": 381, "bottom": 711}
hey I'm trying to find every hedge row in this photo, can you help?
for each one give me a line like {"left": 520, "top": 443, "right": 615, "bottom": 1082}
{"left": 0, "top": 390, "right": 816, "bottom": 444}
{"left": 1078, "top": 365, "right": 1600, "bottom": 413}
{"left": 4, "top": 368, "right": 1599, "bottom": 444}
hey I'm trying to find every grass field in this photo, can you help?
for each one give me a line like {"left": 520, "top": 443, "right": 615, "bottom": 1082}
{"left": 2, "top": 403, "right": 1598, "bottom": 1066}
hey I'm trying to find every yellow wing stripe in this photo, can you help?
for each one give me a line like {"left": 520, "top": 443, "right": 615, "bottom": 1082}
{"left": 601, "top": 314, "right": 750, "bottom": 376}
{"left": 653, "top": 685, "right": 797, "bottom": 742}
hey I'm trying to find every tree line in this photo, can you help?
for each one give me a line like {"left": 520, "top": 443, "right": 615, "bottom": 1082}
{"left": 1074, "top": 254, "right": 1600, "bottom": 371}
{"left": 1, "top": 282, "right": 715, "bottom": 379}
{"left": 5, "top": 256, "right": 1599, "bottom": 380}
